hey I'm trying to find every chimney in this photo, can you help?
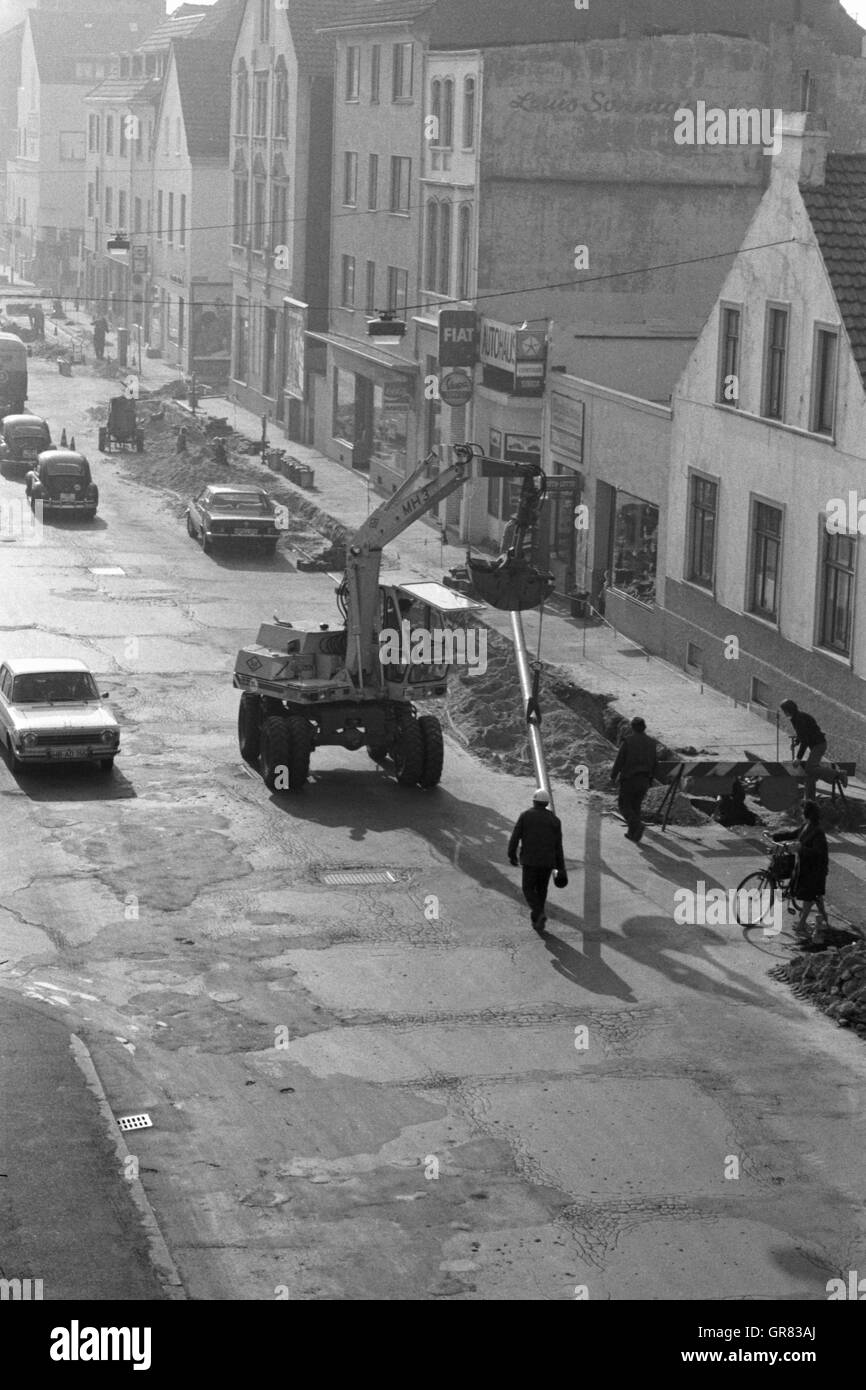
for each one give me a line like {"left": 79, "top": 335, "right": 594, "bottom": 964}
{"left": 770, "top": 111, "right": 829, "bottom": 189}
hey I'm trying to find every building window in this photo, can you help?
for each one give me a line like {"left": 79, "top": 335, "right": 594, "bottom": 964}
{"left": 365, "top": 260, "right": 376, "bottom": 314}
{"left": 430, "top": 79, "right": 441, "bottom": 140}
{"left": 254, "top": 74, "right": 268, "bottom": 138}
{"left": 105, "top": 115, "right": 113, "bottom": 155}
{"left": 762, "top": 305, "right": 788, "bottom": 420}
{"left": 687, "top": 475, "right": 718, "bottom": 589}
{"left": 387, "top": 265, "right": 408, "bottom": 314}
{"left": 389, "top": 156, "right": 411, "bottom": 213}
{"left": 368, "top": 153, "right": 378, "bottom": 210}
{"left": 463, "top": 75, "right": 476, "bottom": 148}
{"left": 119, "top": 117, "right": 129, "bottom": 158}
{"left": 167, "top": 191, "right": 174, "bottom": 244}
{"left": 370, "top": 45, "right": 381, "bottom": 103}
{"left": 611, "top": 492, "right": 659, "bottom": 605}
{"left": 392, "top": 42, "right": 413, "bottom": 100}
{"left": 438, "top": 200, "right": 451, "bottom": 295}
{"left": 273, "top": 63, "right": 288, "bottom": 138}
{"left": 343, "top": 151, "right": 358, "bottom": 206}
{"left": 258, "top": 0, "right": 270, "bottom": 42}
{"left": 233, "top": 176, "right": 248, "bottom": 245}
{"left": 271, "top": 181, "right": 288, "bottom": 250}
{"left": 748, "top": 501, "right": 782, "bottom": 621}
{"left": 818, "top": 530, "right": 855, "bottom": 656}
{"left": 118, "top": 190, "right": 127, "bottom": 229}
{"left": 252, "top": 179, "right": 266, "bottom": 250}
{"left": 179, "top": 193, "right": 186, "bottom": 247}
{"left": 441, "top": 79, "right": 454, "bottom": 147}
{"left": 235, "top": 297, "right": 249, "bottom": 379}
{"left": 811, "top": 327, "right": 838, "bottom": 435}
{"left": 457, "top": 204, "right": 472, "bottom": 300}
{"left": 235, "top": 65, "right": 249, "bottom": 136}
{"left": 341, "top": 254, "right": 356, "bottom": 308}
{"left": 133, "top": 196, "right": 142, "bottom": 232}
{"left": 88, "top": 115, "right": 99, "bottom": 152}
{"left": 178, "top": 296, "right": 184, "bottom": 348}
{"left": 424, "top": 201, "right": 439, "bottom": 291}
{"left": 717, "top": 305, "right": 740, "bottom": 405}
{"left": 333, "top": 367, "right": 356, "bottom": 441}
{"left": 87, "top": 183, "right": 94, "bottom": 218}
{"left": 105, "top": 187, "right": 113, "bottom": 224}
{"left": 157, "top": 189, "right": 163, "bottom": 240}
{"left": 346, "top": 46, "right": 360, "bottom": 101}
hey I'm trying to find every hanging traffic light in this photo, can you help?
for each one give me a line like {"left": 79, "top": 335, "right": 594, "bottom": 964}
{"left": 367, "top": 309, "right": 406, "bottom": 342}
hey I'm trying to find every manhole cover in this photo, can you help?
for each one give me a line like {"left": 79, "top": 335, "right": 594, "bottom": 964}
{"left": 90, "top": 566, "right": 126, "bottom": 576}
{"left": 320, "top": 869, "right": 399, "bottom": 886}
{"left": 116, "top": 1113, "right": 153, "bottom": 1131}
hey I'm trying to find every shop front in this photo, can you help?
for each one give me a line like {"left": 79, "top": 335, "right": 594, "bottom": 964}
{"left": 313, "top": 333, "right": 419, "bottom": 492}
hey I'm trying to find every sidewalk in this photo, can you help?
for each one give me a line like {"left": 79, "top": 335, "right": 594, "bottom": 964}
{"left": 185, "top": 392, "right": 861, "bottom": 791}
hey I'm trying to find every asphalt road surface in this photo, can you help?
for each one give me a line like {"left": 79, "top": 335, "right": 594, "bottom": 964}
{"left": 1, "top": 356, "right": 865, "bottom": 1301}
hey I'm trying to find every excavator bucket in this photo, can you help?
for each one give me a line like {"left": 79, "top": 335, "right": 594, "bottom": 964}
{"left": 466, "top": 555, "right": 555, "bottom": 611}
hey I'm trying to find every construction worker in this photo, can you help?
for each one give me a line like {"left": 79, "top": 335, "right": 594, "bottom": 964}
{"left": 508, "top": 788, "right": 568, "bottom": 935}
{"left": 779, "top": 700, "right": 831, "bottom": 802}
{"left": 610, "top": 715, "right": 658, "bottom": 842}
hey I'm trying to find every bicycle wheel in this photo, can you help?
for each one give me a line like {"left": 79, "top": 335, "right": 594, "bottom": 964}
{"left": 734, "top": 871, "right": 777, "bottom": 926}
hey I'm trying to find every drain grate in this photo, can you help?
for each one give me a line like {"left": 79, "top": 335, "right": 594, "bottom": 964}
{"left": 320, "top": 869, "right": 399, "bottom": 886}
{"left": 116, "top": 1113, "right": 153, "bottom": 1131}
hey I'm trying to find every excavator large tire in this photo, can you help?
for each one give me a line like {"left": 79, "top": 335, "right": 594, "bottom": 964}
{"left": 260, "top": 716, "right": 291, "bottom": 791}
{"left": 417, "top": 715, "right": 444, "bottom": 788}
{"left": 393, "top": 720, "right": 425, "bottom": 787}
{"left": 284, "top": 716, "right": 314, "bottom": 790}
{"left": 238, "top": 693, "right": 262, "bottom": 767}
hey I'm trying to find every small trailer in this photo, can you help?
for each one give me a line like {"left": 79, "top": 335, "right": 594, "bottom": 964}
{"left": 98, "top": 396, "right": 144, "bottom": 453}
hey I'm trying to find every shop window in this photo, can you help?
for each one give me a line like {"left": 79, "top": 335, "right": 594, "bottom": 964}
{"left": 611, "top": 492, "right": 658, "bottom": 604}
{"left": 371, "top": 382, "right": 408, "bottom": 472}
{"left": 333, "top": 368, "right": 356, "bottom": 442}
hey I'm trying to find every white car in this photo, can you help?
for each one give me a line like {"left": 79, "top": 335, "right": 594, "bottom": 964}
{"left": 0, "top": 658, "right": 120, "bottom": 772}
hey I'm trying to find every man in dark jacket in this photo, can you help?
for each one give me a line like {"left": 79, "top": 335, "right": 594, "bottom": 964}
{"left": 610, "top": 716, "right": 658, "bottom": 842}
{"left": 779, "top": 700, "right": 828, "bottom": 802}
{"left": 508, "top": 788, "right": 567, "bottom": 934}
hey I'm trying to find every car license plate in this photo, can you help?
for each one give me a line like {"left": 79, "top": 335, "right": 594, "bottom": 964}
{"left": 236, "top": 527, "right": 257, "bottom": 535}
{"left": 57, "top": 748, "right": 78, "bottom": 758}
{"left": 60, "top": 492, "right": 76, "bottom": 502}
{"left": 22, "top": 448, "right": 35, "bottom": 458}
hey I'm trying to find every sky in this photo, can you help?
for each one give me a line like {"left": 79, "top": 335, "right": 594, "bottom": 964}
{"left": 841, "top": 0, "right": 866, "bottom": 21}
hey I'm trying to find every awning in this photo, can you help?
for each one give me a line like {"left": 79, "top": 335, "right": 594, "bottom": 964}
{"left": 306, "top": 329, "right": 420, "bottom": 385}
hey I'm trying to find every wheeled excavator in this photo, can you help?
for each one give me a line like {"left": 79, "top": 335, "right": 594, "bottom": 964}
{"left": 232, "top": 443, "right": 554, "bottom": 792}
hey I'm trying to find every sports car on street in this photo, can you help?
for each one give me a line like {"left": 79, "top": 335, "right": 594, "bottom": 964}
{"left": 186, "top": 484, "right": 280, "bottom": 555}
{"left": 0, "top": 658, "right": 120, "bottom": 772}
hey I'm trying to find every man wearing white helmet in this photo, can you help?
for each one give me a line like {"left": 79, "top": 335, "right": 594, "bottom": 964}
{"left": 508, "top": 788, "right": 568, "bottom": 934}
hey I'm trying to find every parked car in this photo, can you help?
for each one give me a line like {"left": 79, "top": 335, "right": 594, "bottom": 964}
{"left": 185, "top": 484, "right": 280, "bottom": 555}
{"left": 25, "top": 449, "right": 98, "bottom": 519}
{"left": 0, "top": 413, "right": 52, "bottom": 476}
{"left": 0, "top": 658, "right": 120, "bottom": 772}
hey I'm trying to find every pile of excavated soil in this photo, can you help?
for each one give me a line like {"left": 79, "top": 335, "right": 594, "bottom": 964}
{"left": 773, "top": 942, "right": 866, "bottom": 1036}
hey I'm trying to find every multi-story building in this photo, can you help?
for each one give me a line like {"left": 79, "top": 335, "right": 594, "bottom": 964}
{"left": 5, "top": 0, "right": 163, "bottom": 292}
{"left": 0, "top": 22, "right": 24, "bottom": 277}
{"left": 664, "top": 116, "right": 866, "bottom": 763}
{"left": 228, "top": 0, "right": 340, "bottom": 442}
{"left": 149, "top": 1, "right": 243, "bottom": 381}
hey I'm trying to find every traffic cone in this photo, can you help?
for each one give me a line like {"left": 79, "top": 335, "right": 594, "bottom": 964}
{"left": 69, "top": 435, "right": 75, "bottom": 449}
{"left": 60, "top": 428, "right": 67, "bottom": 446}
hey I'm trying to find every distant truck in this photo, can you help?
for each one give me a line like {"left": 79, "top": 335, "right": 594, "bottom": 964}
{"left": 0, "top": 331, "right": 28, "bottom": 415}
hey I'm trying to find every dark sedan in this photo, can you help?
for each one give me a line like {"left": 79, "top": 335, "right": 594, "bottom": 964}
{"left": 0, "top": 414, "right": 52, "bottom": 476}
{"left": 25, "top": 450, "right": 99, "bottom": 519}
{"left": 185, "top": 485, "right": 280, "bottom": 555}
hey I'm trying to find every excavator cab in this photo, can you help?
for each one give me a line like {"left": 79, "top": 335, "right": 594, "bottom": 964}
{"left": 378, "top": 577, "right": 486, "bottom": 694}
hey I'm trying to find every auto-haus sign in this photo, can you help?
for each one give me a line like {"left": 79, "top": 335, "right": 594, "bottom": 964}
{"left": 480, "top": 318, "right": 546, "bottom": 397}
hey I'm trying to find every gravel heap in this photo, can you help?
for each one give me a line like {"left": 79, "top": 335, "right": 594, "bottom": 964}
{"left": 773, "top": 942, "right": 866, "bottom": 1035}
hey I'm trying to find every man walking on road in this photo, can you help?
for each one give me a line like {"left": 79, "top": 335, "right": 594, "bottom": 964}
{"left": 92, "top": 314, "right": 108, "bottom": 360}
{"left": 779, "top": 700, "right": 830, "bottom": 802}
{"left": 508, "top": 789, "right": 567, "bottom": 935}
{"left": 611, "top": 716, "right": 658, "bottom": 842}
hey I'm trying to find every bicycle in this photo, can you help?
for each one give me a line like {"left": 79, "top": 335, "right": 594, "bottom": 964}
{"left": 734, "top": 836, "right": 801, "bottom": 927}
